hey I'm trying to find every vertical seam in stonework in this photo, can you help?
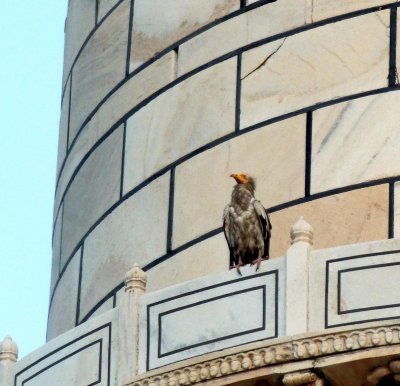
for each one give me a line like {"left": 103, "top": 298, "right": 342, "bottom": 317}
{"left": 120, "top": 122, "right": 127, "bottom": 199}
{"left": 75, "top": 245, "right": 84, "bottom": 326}
{"left": 66, "top": 73, "right": 73, "bottom": 152}
{"left": 126, "top": 0, "right": 135, "bottom": 77}
{"left": 58, "top": 204, "right": 64, "bottom": 276}
{"left": 173, "top": 47, "right": 179, "bottom": 79}
{"left": 235, "top": 53, "right": 242, "bottom": 132}
{"left": 305, "top": 112, "right": 313, "bottom": 197}
{"left": 389, "top": 182, "right": 395, "bottom": 238}
{"left": 167, "top": 169, "right": 175, "bottom": 253}
{"left": 389, "top": 6, "right": 398, "bottom": 86}
{"left": 95, "top": 0, "right": 99, "bottom": 25}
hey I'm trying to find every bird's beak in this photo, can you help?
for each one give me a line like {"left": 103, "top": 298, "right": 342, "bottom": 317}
{"left": 230, "top": 174, "right": 241, "bottom": 184}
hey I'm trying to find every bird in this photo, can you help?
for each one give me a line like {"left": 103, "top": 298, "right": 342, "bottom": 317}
{"left": 223, "top": 173, "right": 272, "bottom": 275}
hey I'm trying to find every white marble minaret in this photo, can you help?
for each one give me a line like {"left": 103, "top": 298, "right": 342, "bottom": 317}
{"left": 5, "top": 1, "right": 400, "bottom": 386}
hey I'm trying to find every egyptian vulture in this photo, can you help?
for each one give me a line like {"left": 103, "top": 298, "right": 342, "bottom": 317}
{"left": 223, "top": 173, "right": 272, "bottom": 274}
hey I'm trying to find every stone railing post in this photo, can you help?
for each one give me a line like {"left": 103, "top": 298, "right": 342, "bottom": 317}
{"left": 285, "top": 217, "right": 314, "bottom": 335}
{"left": 0, "top": 336, "right": 18, "bottom": 386}
{"left": 119, "top": 264, "right": 147, "bottom": 383}
{"left": 283, "top": 371, "right": 323, "bottom": 386}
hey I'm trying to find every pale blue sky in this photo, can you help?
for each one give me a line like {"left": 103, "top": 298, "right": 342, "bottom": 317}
{"left": 0, "top": 2, "right": 67, "bottom": 358}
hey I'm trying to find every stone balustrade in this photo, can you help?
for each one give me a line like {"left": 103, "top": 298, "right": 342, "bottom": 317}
{"left": 9, "top": 219, "right": 400, "bottom": 385}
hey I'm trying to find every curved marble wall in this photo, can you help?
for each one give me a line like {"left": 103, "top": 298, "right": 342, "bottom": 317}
{"left": 48, "top": 0, "right": 400, "bottom": 340}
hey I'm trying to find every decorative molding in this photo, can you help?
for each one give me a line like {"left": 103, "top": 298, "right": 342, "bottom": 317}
{"left": 282, "top": 371, "right": 322, "bottom": 386}
{"left": 127, "top": 324, "right": 400, "bottom": 386}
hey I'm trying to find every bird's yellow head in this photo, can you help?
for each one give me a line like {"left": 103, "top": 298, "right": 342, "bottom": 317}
{"left": 230, "top": 173, "right": 250, "bottom": 184}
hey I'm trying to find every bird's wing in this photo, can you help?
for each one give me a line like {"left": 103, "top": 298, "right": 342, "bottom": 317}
{"left": 252, "top": 199, "right": 272, "bottom": 257}
{"left": 223, "top": 204, "right": 236, "bottom": 265}
{"left": 252, "top": 200, "right": 272, "bottom": 232}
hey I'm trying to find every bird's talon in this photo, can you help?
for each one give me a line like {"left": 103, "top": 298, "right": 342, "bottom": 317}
{"left": 252, "top": 256, "right": 266, "bottom": 272}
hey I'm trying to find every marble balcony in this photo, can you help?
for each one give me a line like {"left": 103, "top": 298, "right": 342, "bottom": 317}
{"left": 5, "top": 219, "right": 400, "bottom": 386}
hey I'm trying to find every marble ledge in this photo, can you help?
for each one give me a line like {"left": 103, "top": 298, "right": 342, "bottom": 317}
{"left": 127, "top": 320, "right": 400, "bottom": 386}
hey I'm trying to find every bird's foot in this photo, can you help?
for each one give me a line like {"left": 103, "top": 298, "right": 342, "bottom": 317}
{"left": 251, "top": 256, "right": 269, "bottom": 271}
{"left": 229, "top": 263, "right": 244, "bottom": 276}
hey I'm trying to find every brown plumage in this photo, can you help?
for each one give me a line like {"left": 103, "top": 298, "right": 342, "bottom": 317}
{"left": 223, "top": 173, "right": 272, "bottom": 274}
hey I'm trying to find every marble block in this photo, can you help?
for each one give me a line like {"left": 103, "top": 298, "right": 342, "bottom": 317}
{"left": 62, "top": 0, "right": 96, "bottom": 89}
{"left": 312, "top": 0, "right": 394, "bottom": 22}
{"left": 172, "top": 114, "right": 306, "bottom": 248}
{"left": 57, "top": 77, "right": 70, "bottom": 176}
{"left": 123, "top": 58, "right": 236, "bottom": 193}
{"left": 129, "top": 0, "right": 239, "bottom": 71}
{"left": 324, "top": 248, "right": 400, "bottom": 327}
{"left": 140, "top": 257, "right": 285, "bottom": 370}
{"left": 80, "top": 173, "right": 170, "bottom": 321}
{"left": 47, "top": 249, "right": 80, "bottom": 341}
{"left": 146, "top": 233, "right": 229, "bottom": 293}
{"left": 340, "top": 264, "right": 400, "bottom": 312}
{"left": 269, "top": 185, "right": 389, "bottom": 258}
{"left": 18, "top": 312, "right": 114, "bottom": 385}
{"left": 240, "top": 11, "right": 390, "bottom": 129}
{"left": 61, "top": 128, "right": 123, "bottom": 269}
{"left": 98, "top": 0, "right": 120, "bottom": 22}
{"left": 308, "top": 238, "right": 400, "bottom": 331}
{"left": 395, "top": 182, "right": 400, "bottom": 239}
{"left": 54, "top": 52, "right": 176, "bottom": 221}
{"left": 312, "top": 91, "right": 400, "bottom": 193}
{"left": 23, "top": 345, "right": 99, "bottom": 386}
{"left": 178, "top": 0, "right": 309, "bottom": 75}
{"left": 69, "top": 0, "right": 129, "bottom": 145}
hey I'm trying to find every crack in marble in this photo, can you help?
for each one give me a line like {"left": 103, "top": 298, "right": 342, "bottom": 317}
{"left": 375, "top": 12, "right": 390, "bottom": 29}
{"left": 366, "top": 135, "right": 390, "bottom": 168}
{"left": 294, "top": 53, "right": 316, "bottom": 71}
{"left": 320, "top": 44, "right": 355, "bottom": 76}
{"left": 310, "top": 0, "right": 314, "bottom": 24}
{"left": 317, "top": 103, "right": 351, "bottom": 155}
{"left": 241, "top": 38, "right": 287, "bottom": 81}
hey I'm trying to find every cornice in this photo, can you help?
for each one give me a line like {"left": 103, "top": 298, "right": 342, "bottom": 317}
{"left": 126, "top": 323, "right": 400, "bottom": 386}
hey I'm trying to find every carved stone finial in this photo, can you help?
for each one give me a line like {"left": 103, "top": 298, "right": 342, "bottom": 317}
{"left": 0, "top": 336, "right": 18, "bottom": 363}
{"left": 290, "top": 216, "right": 314, "bottom": 245}
{"left": 125, "top": 264, "right": 147, "bottom": 293}
{"left": 283, "top": 371, "right": 320, "bottom": 386}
